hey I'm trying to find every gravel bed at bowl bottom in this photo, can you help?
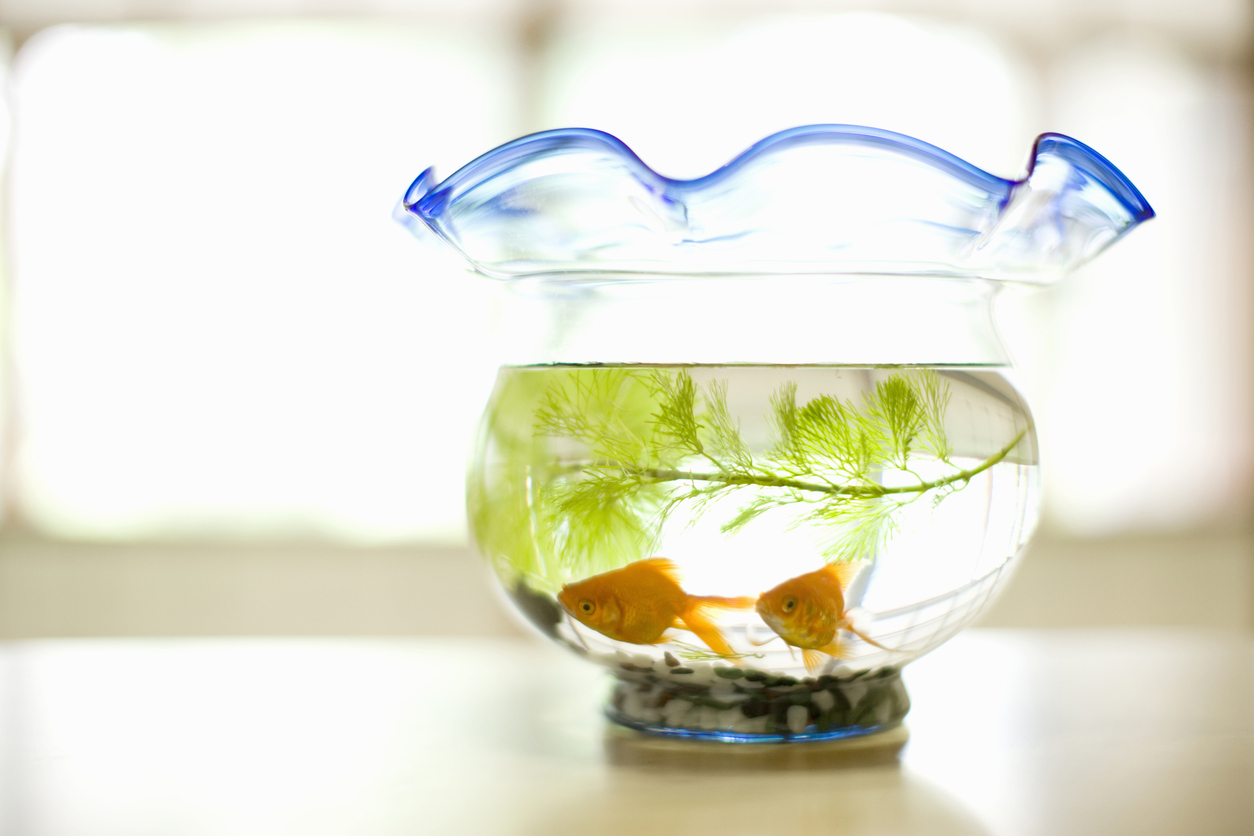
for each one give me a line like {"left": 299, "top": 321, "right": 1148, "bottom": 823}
{"left": 602, "top": 652, "right": 909, "bottom": 740}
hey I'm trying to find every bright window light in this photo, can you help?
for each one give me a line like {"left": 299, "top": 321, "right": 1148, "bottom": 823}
{"left": 11, "top": 22, "right": 518, "bottom": 543}
{"left": 1039, "top": 34, "right": 1252, "bottom": 535}
{"left": 541, "top": 12, "right": 1039, "bottom": 177}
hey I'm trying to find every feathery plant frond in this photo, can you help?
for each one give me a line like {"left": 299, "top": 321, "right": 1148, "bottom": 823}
{"left": 543, "top": 469, "right": 668, "bottom": 572}
{"left": 701, "top": 379, "right": 754, "bottom": 469}
{"left": 802, "top": 495, "right": 905, "bottom": 563}
{"left": 866, "top": 375, "right": 925, "bottom": 467}
{"left": 535, "top": 368, "right": 655, "bottom": 467}
{"left": 645, "top": 370, "right": 705, "bottom": 461}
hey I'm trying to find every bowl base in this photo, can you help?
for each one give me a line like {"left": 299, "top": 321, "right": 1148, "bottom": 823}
{"left": 605, "top": 661, "right": 910, "bottom": 743}
{"left": 602, "top": 719, "right": 910, "bottom": 769}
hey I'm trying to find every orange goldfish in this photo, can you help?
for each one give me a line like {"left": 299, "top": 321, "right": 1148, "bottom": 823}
{"left": 558, "top": 558, "right": 755, "bottom": 656}
{"left": 756, "top": 563, "right": 895, "bottom": 674}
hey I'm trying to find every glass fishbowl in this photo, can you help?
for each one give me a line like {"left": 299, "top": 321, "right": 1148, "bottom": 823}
{"left": 397, "top": 125, "right": 1153, "bottom": 742}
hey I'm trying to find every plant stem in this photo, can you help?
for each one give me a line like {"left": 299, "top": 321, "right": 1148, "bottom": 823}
{"left": 618, "top": 425, "right": 1031, "bottom": 498}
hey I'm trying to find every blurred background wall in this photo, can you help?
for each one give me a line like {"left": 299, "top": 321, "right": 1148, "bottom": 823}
{"left": 0, "top": 0, "right": 1247, "bottom": 637}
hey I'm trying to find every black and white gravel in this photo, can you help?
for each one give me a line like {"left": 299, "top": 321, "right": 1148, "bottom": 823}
{"left": 603, "top": 651, "right": 909, "bottom": 739}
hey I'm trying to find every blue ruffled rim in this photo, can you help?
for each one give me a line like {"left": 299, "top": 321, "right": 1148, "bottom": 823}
{"left": 1030, "top": 132, "right": 1154, "bottom": 221}
{"left": 403, "top": 123, "right": 1155, "bottom": 228}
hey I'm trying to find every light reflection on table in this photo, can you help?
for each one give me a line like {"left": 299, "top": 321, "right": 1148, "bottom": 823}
{"left": 0, "top": 630, "right": 1248, "bottom": 835}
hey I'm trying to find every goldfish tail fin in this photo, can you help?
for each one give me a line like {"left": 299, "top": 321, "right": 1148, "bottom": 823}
{"left": 846, "top": 626, "right": 900, "bottom": 652}
{"left": 690, "top": 595, "right": 757, "bottom": 611}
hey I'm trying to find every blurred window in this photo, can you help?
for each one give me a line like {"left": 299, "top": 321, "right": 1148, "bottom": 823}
{"left": 3, "top": 4, "right": 1251, "bottom": 542}
{"left": 9, "top": 22, "right": 517, "bottom": 542}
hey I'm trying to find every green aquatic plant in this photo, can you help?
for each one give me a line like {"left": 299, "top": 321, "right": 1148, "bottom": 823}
{"left": 531, "top": 368, "right": 1027, "bottom": 575}
{"left": 469, "top": 368, "right": 664, "bottom": 586}
{"left": 668, "top": 640, "right": 766, "bottom": 664}
{"left": 471, "top": 367, "right": 1029, "bottom": 587}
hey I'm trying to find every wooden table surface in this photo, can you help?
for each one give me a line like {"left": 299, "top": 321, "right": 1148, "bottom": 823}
{"left": 0, "top": 629, "right": 1248, "bottom": 835}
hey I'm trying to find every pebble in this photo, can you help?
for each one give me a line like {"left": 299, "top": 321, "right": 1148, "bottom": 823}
{"left": 689, "top": 663, "right": 717, "bottom": 685}
{"left": 708, "top": 681, "right": 737, "bottom": 698}
{"left": 631, "top": 653, "right": 653, "bottom": 668}
{"left": 664, "top": 652, "right": 680, "bottom": 667}
{"left": 622, "top": 691, "right": 645, "bottom": 719}
{"left": 812, "top": 690, "right": 836, "bottom": 711}
{"left": 733, "top": 715, "right": 770, "bottom": 735}
{"left": 717, "top": 708, "right": 741, "bottom": 730}
{"left": 662, "top": 698, "right": 692, "bottom": 726}
{"left": 786, "top": 704, "right": 809, "bottom": 735}
{"left": 739, "top": 698, "right": 770, "bottom": 718}
{"left": 737, "top": 679, "right": 765, "bottom": 689}
{"left": 844, "top": 682, "right": 868, "bottom": 709}
{"left": 698, "top": 706, "right": 720, "bottom": 731}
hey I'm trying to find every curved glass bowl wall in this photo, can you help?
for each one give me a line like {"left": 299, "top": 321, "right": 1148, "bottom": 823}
{"left": 399, "top": 125, "right": 1153, "bottom": 742}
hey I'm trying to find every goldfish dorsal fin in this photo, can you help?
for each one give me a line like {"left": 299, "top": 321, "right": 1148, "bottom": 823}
{"left": 637, "top": 557, "right": 682, "bottom": 583}
{"left": 825, "top": 561, "right": 860, "bottom": 592}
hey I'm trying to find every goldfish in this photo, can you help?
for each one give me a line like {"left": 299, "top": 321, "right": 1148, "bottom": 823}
{"left": 557, "top": 558, "right": 755, "bottom": 656}
{"left": 755, "top": 563, "right": 895, "bottom": 674}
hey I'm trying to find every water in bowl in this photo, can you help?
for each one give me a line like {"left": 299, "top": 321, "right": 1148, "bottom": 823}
{"left": 470, "top": 365, "right": 1038, "bottom": 739}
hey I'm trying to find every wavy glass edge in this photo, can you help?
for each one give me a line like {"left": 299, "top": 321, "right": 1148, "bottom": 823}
{"left": 396, "top": 124, "right": 1154, "bottom": 282}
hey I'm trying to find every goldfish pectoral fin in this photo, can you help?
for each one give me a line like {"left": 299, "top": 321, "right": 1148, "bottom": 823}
{"left": 565, "top": 613, "right": 592, "bottom": 652}
{"left": 679, "top": 607, "right": 735, "bottom": 657}
{"left": 802, "top": 648, "right": 827, "bottom": 675}
{"left": 847, "top": 626, "right": 899, "bottom": 652}
{"left": 745, "top": 628, "right": 779, "bottom": 647}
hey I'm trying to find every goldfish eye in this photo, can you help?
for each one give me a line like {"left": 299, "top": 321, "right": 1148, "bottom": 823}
{"left": 782, "top": 597, "right": 797, "bottom": 613}
{"left": 578, "top": 599, "right": 595, "bottom": 615}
